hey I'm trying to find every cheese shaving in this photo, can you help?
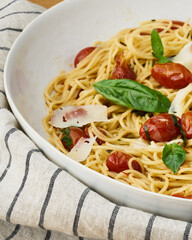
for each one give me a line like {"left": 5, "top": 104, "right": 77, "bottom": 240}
{"left": 171, "top": 42, "right": 192, "bottom": 71}
{"left": 169, "top": 83, "right": 192, "bottom": 117}
{"left": 67, "top": 137, "right": 96, "bottom": 162}
{"left": 51, "top": 105, "right": 108, "bottom": 128}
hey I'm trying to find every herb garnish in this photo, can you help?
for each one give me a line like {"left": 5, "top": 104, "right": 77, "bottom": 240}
{"left": 120, "top": 41, "right": 127, "bottom": 46}
{"left": 162, "top": 143, "right": 186, "bottom": 174}
{"left": 93, "top": 79, "right": 171, "bottom": 113}
{"left": 61, "top": 128, "right": 72, "bottom": 150}
{"left": 170, "top": 114, "right": 187, "bottom": 146}
{"left": 151, "top": 29, "right": 172, "bottom": 63}
{"left": 144, "top": 125, "right": 151, "bottom": 141}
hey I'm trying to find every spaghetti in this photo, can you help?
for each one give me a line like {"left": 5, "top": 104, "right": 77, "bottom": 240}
{"left": 43, "top": 19, "right": 192, "bottom": 198}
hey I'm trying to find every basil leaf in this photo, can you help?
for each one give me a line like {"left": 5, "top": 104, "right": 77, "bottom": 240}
{"left": 61, "top": 128, "right": 72, "bottom": 150}
{"left": 162, "top": 143, "right": 186, "bottom": 174}
{"left": 93, "top": 79, "right": 171, "bottom": 113}
{"left": 151, "top": 29, "right": 171, "bottom": 63}
{"left": 170, "top": 114, "right": 187, "bottom": 146}
{"left": 151, "top": 29, "right": 164, "bottom": 59}
{"left": 159, "top": 56, "right": 172, "bottom": 64}
{"left": 144, "top": 125, "right": 151, "bottom": 141}
{"left": 120, "top": 41, "right": 127, "bottom": 46}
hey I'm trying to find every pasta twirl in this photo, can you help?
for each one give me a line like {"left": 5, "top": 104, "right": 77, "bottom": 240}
{"left": 43, "top": 19, "right": 192, "bottom": 198}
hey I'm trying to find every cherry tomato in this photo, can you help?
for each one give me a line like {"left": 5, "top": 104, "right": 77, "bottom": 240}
{"left": 172, "top": 193, "right": 192, "bottom": 199}
{"left": 139, "top": 113, "right": 181, "bottom": 142}
{"left": 111, "top": 53, "right": 136, "bottom": 80}
{"left": 106, "top": 151, "right": 141, "bottom": 173}
{"left": 171, "top": 20, "right": 185, "bottom": 25}
{"left": 151, "top": 63, "right": 192, "bottom": 89}
{"left": 84, "top": 127, "right": 106, "bottom": 145}
{"left": 140, "top": 28, "right": 164, "bottom": 35}
{"left": 180, "top": 111, "right": 192, "bottom": 138}
{"left": 171, "top": 20, "right": 185, "bottom": 30}
{"left": 74, "top": 47, "right": 96, "bottom": 68}
{"left": 61, "top": 127, "right": 87, "bottom": 150}
{"left": 162, "top": 20, "right": 185, "bottom": 30}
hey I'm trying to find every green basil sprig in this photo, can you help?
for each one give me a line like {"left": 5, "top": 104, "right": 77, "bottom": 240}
{"left": 151, "top": 29, "right": 172, "bottom": 63}
{"left": 162, "top": 143, "right": 186, "bottom": 174}
{"left": 144, "top": 125, "right": 151, "bottom": 141}
{"left": 170, "top": 114, "right": 187, "bottom": 146}
{"left": 93, "top": 79, "right": 171, "bottom": 113}
{"left": 61, "top": 128, "right": 72, "bottom": 150}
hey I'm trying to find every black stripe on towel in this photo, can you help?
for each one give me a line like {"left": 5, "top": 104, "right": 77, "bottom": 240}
{"left": 0, "top": 128, "right": 18, "bottom": 182}
{"left": 6, "top": 149, "right": 41, "bottom": 222}
{"left": 0, "top": 90, "right": 6, "bottom": 96}
{"left": 5, "top": 224, "right": 20, "bottom": 240}
{"left": 0, "top": 0, "right": 18, "bottom": 12}
{"left": 0, "top": 27, "right": 22, "bottom": 32}
{"left": 183, "top": 222, "right": 192, "bottom": 240}
{"left": 38, "top": 168, "right": 62, "bottom": 229}
{"left": 0, "top": 47, "right": 10, "bottom": 51}
{"left": 0, "top": 11, "right": 42, "bottom": 20}
{"left": 145, "top": 214, "right": 156, "bottom": 240}
{"left": 0, "top": 69, "right": 4, "bottom": 72}
{"left": 73, "top": 187, "right": 91, "bottom": 236}
{"left": 108, "top": 205, "right": 120, "bottom": 240}
{"left": 45, "top": 230, "right": 52, "bottom": 240}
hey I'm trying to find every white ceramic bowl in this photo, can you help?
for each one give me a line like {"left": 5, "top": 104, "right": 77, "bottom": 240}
{"left": 4, "top": 0, "right": 192, "bottom": 221}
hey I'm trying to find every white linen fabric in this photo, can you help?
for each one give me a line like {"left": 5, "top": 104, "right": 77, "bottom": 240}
{"left": 0, "top": 0, "right": 192, "bottom": 239}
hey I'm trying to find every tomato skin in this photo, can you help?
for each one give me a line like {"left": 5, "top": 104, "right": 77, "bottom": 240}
{"left": 140, "top": 28, "right": 164, "bottom": 35}
{"left": 74, "top": 47, "right": 96, "bottom": 67}
{"left": 84, "top": 127, "right": 105, "bottom": 145}
{"left": 180, "top": 111, "right": 192, "bottom": 138}
{"left": 111, "top": 53, "right": 136, "bottom": 80}
{"left": 172, "top": 193, "right": 192, "bottom": 199}
{"left": 139, "top": 113, "right": 181, "bottom": 142}
{"left": 106, "top": 151, "right": 141, "bottom": 173}
{"left": 61, "top": 127, "right": 87, "bottom": 150}
{"left": 171, "top": 20, "right": 185, "bottom": 30}
{"left": 140, "top": 21, "right": 185, "bottom": 35}
{"left": 151, "top": 63, "right": 192, "bottom": 89}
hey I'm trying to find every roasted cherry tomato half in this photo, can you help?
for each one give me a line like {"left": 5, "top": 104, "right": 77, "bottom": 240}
{"left": 139, "top": 113, "right": 181, "bottom": 142}
{"left": 170, "top": 20, "right": 185, "bottom": 30}
{"left": 106, "top": 151, "right": 141, "bottom": 173}
{"left": 61, "top": 127, "right": 87, "bottom": 150}
{"left": 140, "top": 21, "right": 185, "bottom": 35}
{"left": 151, "top": 62, "right": 192, "bottom": 89}
{"left": 172, "top": 193, "right": 192, "bottom": 199}
{"left": 74, "top": 46, "right": 96, "bottom": 68}
{"left": 162, "top": 20, "right": 185, "bottom": 30}
{"left": 84, "top": 127, "right": 106, "bottom": 145}
{"left": 140, "top": 28, "right": 164, "bottom": 35}
{"left": 111, "top": 53, "right": 136, "bottom": 80}
{"left": 180, "top": 111, "right": 192, "bottom": 139}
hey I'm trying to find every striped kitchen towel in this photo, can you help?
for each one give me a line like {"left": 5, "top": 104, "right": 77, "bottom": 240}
{"left": 0, "top": 0, "right": 192, "bottom": 239}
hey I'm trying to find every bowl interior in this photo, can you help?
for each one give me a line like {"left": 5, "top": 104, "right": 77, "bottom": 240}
{"left": 4, "top": 0, "right": 192, "bottom": 221}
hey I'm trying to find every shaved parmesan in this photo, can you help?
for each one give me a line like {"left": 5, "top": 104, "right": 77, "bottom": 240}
{"left": 51, "top": 105, "right": 108, "bottom": 128}
{"left": 131, "top": 138, "right": 183, "bottom": 149}
{"left": 166, "top": 139, "right": 183, "bottom": 145}
{"left": 67, "top": 137, "right": 96, "bottom": 162}
{"left": 171, "top": 42, "right": 192, "bottom": 71}
{"left": 169, "top": 83, "right": 192, "bottom": 117}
